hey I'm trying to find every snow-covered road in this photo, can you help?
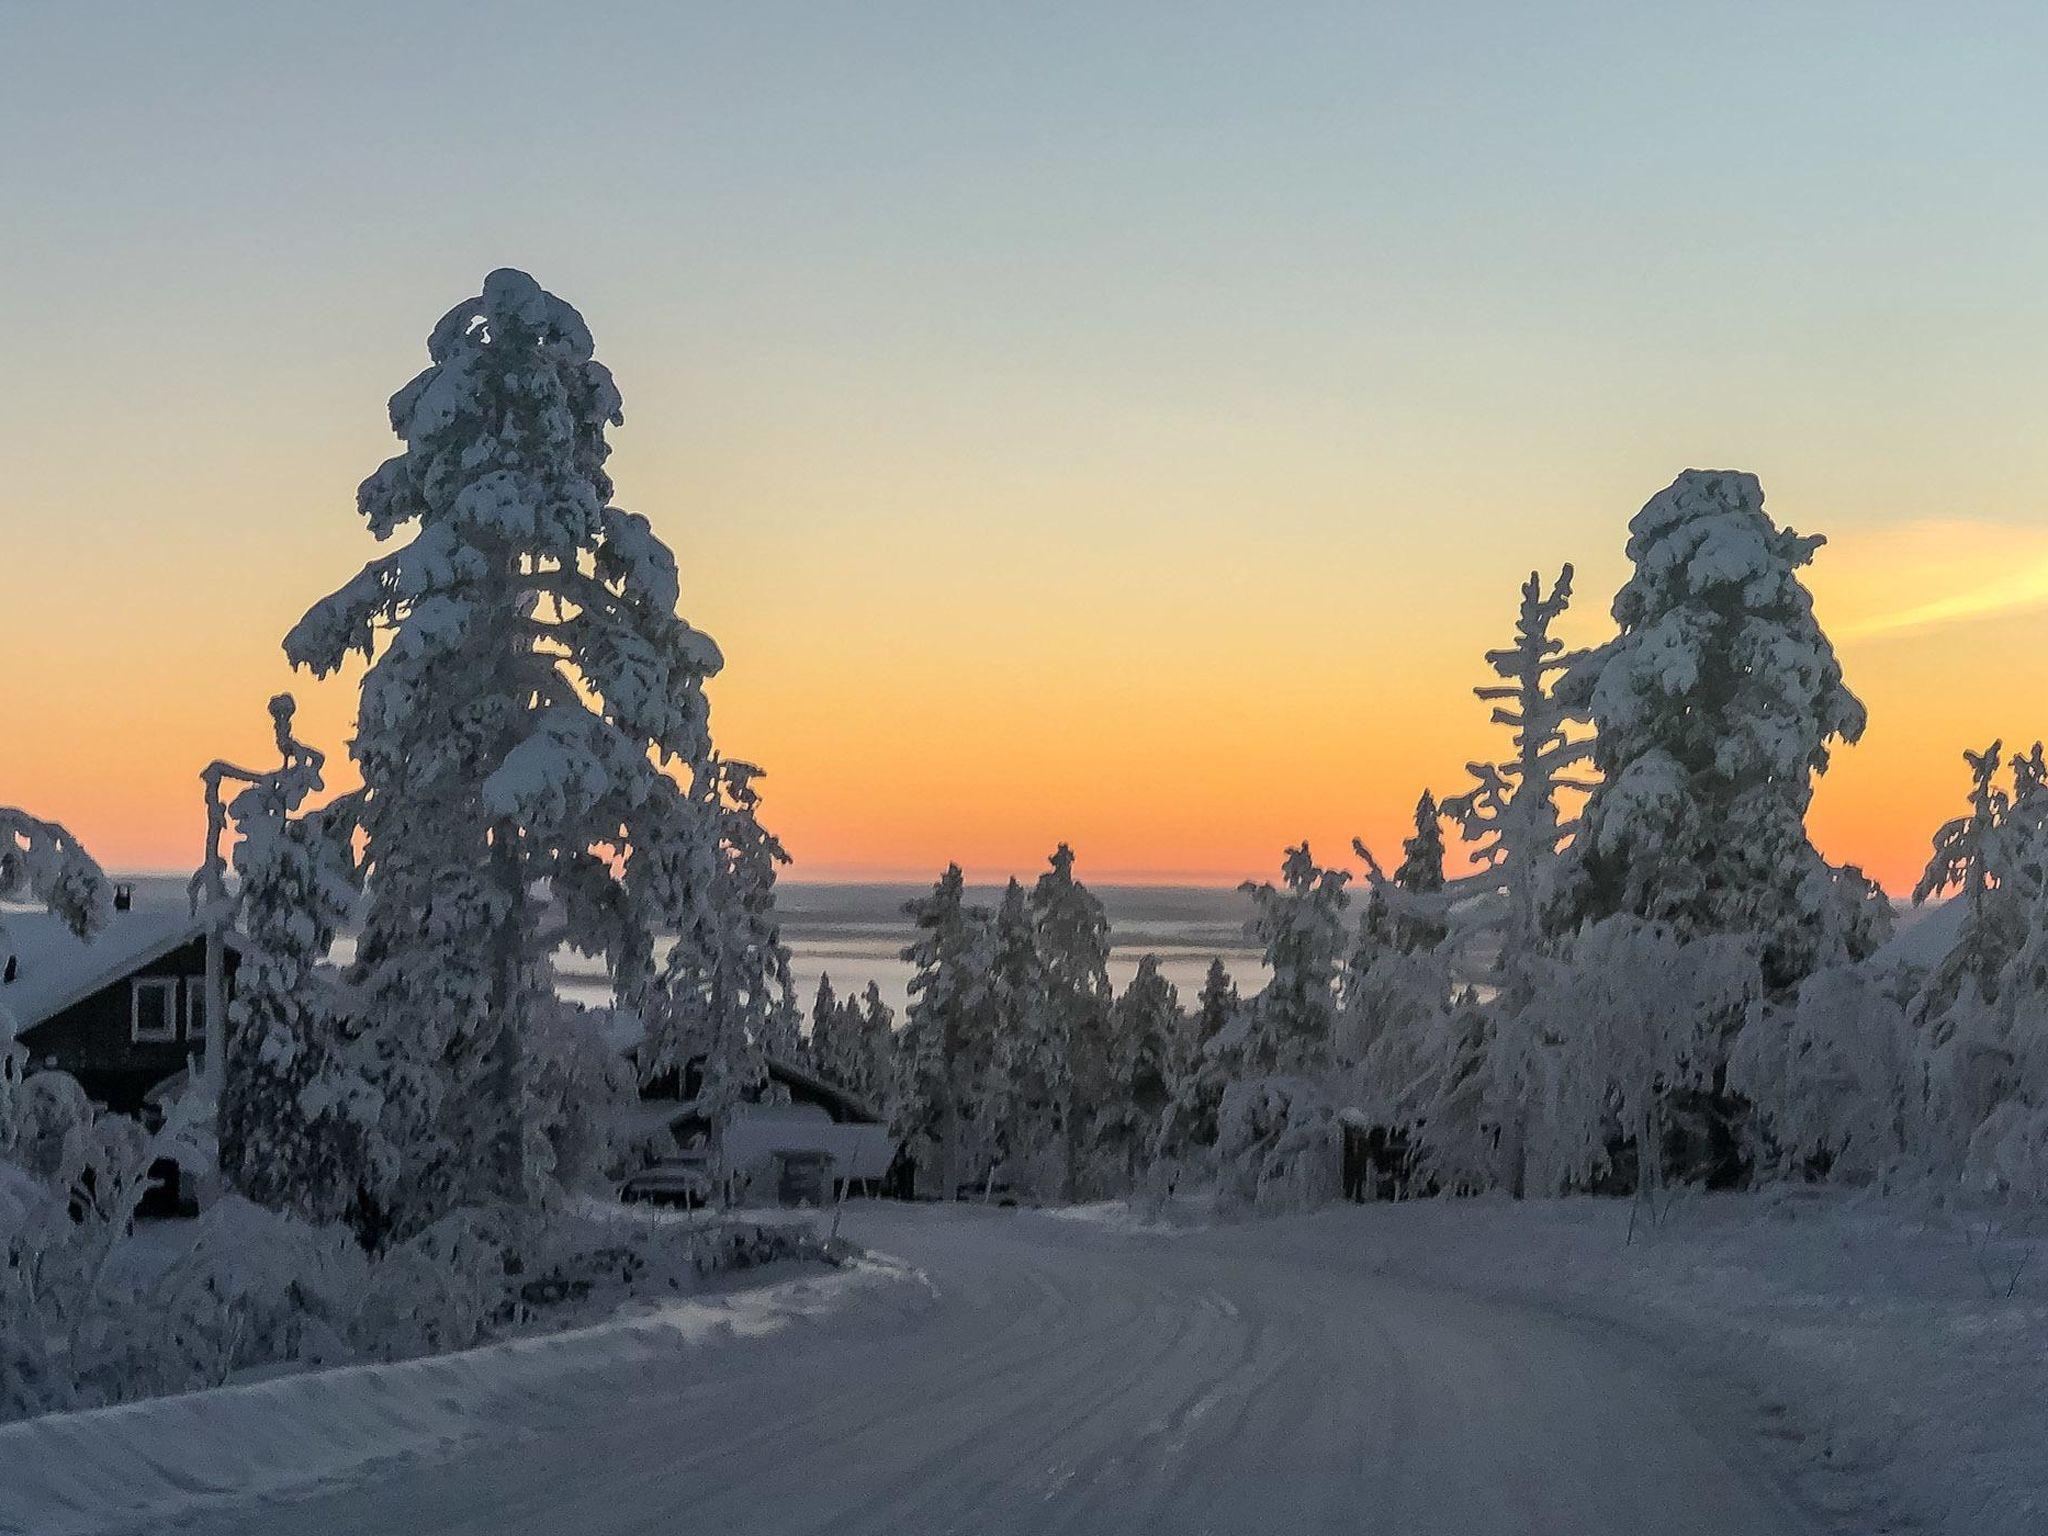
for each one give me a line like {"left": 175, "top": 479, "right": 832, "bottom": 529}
{"left": 166, "top": 1204, "right": 1820, "bottom": 1535}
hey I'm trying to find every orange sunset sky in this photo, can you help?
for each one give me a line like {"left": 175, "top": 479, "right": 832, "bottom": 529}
{"left": 5, "top": 6, "right": 2047, "bottom": 892}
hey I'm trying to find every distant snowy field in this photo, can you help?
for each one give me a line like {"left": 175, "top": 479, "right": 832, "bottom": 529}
{"left": 112, "top": 876, "right": 1269, "bottom": 1016}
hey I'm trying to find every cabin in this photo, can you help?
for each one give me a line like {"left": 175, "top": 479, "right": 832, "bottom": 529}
{"left": 612, "top": 1016, "right": 900, "bottom": 1206}
{"left": 1, "top": 896, "right": 243, "bottom": 1214}
{"left": 0, "top": 897, "right": 242, "bottom": 1120}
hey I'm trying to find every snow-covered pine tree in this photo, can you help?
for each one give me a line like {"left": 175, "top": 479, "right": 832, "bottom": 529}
{"left": 1216, "top": 846, "right": 1351, "bottom": 1209}
{"left": 212, "top": 700, "right": 381, "bottom": 1226}
{"left": 1962, "top": 879, "right": 2048, "bottom": 1199}
{"left": 1913, "top": 742, "right": 2031, "bottom": 1011}
{"left": 985, "top": 878, "right": 1048, "bottom": 1188}
{"left": 897, "top": 865, "right": 994, "bottom": 1199}
{"left": 1342, "top": 816, "right": 1460, "bottom": 1179}
{"left": 853, "top": 982, "right": 897, "bottom": 1117}
{"left": 1162, "top": 958, "right": 1240, "bottom": 1159}
{"left": 1548, "top": 471, "right": 1888, "bottom": 990}
{"left": 285, "top": 269, "right": 723, "bottom": 1240}
{"left": 809, "top": 974, "right": 843, "bottom": 1081}
{"left": 1240, "top": 844, "right": 1350, "bottom": 1075}
{"left": 1907, "top": 741, "right": 2048, "bottom": 1180}
{"left": 1093, "top": 955, "right": 1182, "bottom": 1188}
{"left": 1354, "top": 793, "right": 1450, "bottom": 955}
{"left": 1727, "top": 961, "right": 1914, "bottom": 1184}
{"left": 1415, "top": 566, "right": 1597, "bottom": 1192}
{"left": 651, "top": 758, "right": 796, "bottom": 1190}
{"left": 1442, "top": 566, "right": 1593, "bottom": 990}
{"left": 1030, "top": 845, "right": 1112, "bottom": 1199}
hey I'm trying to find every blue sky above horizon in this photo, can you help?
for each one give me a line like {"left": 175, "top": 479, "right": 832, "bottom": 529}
{"left": 5, "top": 3, "right": 2047, "bottom": 887}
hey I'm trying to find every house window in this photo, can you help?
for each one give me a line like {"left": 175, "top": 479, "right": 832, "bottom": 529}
{"left": 131, "top": 978, "right": 178, "bottom": 1043}
{"left": 184, "top": 979, "right": 208, "bottom": 1042}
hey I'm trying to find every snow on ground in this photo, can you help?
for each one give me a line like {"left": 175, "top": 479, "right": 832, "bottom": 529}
{"left": 0, "top": 1243, "right": 932, "bottom": 1536}
{"left": 1293, "top": 1189, "right": 2046, "bottom": 1536}
{"left": 11, "top": 1192, "right": 2036, "bottom": 1536}
{"left": 54, "top": 1200, "right": 1854, "bottom": 1536}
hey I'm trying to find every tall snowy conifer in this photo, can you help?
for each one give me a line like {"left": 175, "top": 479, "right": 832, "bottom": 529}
{"left": 210, "top": 700, "right": 379, "bottom": 1226}
{"left": 652, "top": 758, "right": 796, "bottom": 1173}
{"left": 809, "top": 974, "right": 843, "bottom": 1079}
{"left": 1164, "top": 958, "right": 1240, "bottom": 1157}
{"left": 897, "top": 865, "right": 994, "bottom": 1198}
{"left": 852, "top": 982, "right": 897, "bottom": 1117}
{"left": 1443, "top": 565, "right": 1592, "bottom": 990}
{"left": 1549, "top": 471, "right": 1886, "bottom": 990}
{"left": 985, "top": 878, "right": 1048, "bottom": 1182}
{"left": 1095, "top": 955, "right": 1182, "bottom": 1187}
{"left": 286, "top": 269, "right": 722, "bottom": 1239}
{"left": 1428, "top": 566, "right": 1595, "bottom": 1191}
{"left": 1240, "top": 844, "right": 1350, "bottom": 1074}
{"left": 1030, "top": 846, "right": 1112, "bottom": 1199}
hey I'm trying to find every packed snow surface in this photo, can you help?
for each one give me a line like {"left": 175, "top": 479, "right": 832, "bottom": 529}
{"left": 8, "top": 1199, "right": 1970, "bottom": 1536}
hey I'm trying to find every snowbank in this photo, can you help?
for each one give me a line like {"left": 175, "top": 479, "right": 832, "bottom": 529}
{"left": 1, "top": 1239, "right": 932, "bottom": 1536}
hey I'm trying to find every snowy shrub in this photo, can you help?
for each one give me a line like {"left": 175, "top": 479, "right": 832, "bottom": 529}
{"left": 0, "top": 1061, "right": 211, "bottom": 1417}
{"left": 1215, "top": 1076, "right": 1341, "bottom": 1212}
{"left": 1522, "top": 917, "right": 1762, "bottom": 1199}
{"left": 353, "top": 1208, "right": 515, "bottom": 1360}
{"left": 128, "top": 1198, "right": 372, "bottom": 1392}
{"left": 1731, "top": 966, "right": 1914, "bottom": 1183}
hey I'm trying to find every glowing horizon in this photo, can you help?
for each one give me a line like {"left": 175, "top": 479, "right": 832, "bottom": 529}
{"left": 6, "top": 7, "right": 2046, "bottom": 899}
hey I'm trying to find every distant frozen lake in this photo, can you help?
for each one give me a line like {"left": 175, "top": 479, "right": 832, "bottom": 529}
{"left": 118, "top": 876, "right": 1266, "bottom": 1020}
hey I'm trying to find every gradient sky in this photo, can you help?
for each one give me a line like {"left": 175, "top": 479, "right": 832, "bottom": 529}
{"left": 5, "top": 3, "right": 2047, "bottom": 890}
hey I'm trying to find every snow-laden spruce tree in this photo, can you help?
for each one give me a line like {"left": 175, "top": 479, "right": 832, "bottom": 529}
{"left": 1549, "top": 471, "right": 1888, "bottom": 990}
{"left": 1218, "top": 845, "right": 1351, "bottom": 1208}
{"left": 651, "top": 758, "right": 796, "bottom": 1189}
{"left": 1161, "top": 958, "right": 1239, "bottom": 1161}
{"left": 1353, "top": 793, "right": 1450, "bottom": 957}
{"left": 852, "top": 982, "right": 897, "bottom": 1116}
{"left": 1912, "top": 742, "right": 2039, "bottom": 1014}
{"left": 1399, "top": 566, "right": 1596, "bottom": 1192}
{"left": 286, "top": 270, "right": 723, "bottom": 1239}
{"left": 1443, "top": 566, "right": 1592, "bottom": 988}
{"left": 809, "top": 974, "right": 844, "bottom": 1078}
{"left": 213, "top": 701, "right": 379, "bottom": 1226}
{"left": 1345, "top": 798, "right": 1460, "bottom": 1155}
{"left": 1240, "top": 844, "right": 1350, "bottom": 1075}
{"left": 896, "top": 865, "right": 994, "bottom": 1199}
{"left": 1906, "top": 742, "right": 2048, "bottom": 1181}
{"left": 1961, "top": 881, "right": 2048, "bottom": 1199}
{"left": 984, "top": 878, "right": 1047, "bottom": 1187}
{"left": 1091, "top": 955, "right": 1182, "bottom": 1189}
{"left": 1030, "top": 845, "right": 1112, "bottom": 1199}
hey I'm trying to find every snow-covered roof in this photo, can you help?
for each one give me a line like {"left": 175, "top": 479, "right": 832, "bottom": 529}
{"left": 0, "top": 907, "right": 238, "bottom": 1040}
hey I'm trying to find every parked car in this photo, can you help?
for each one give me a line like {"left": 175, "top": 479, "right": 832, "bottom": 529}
{"left": 621, "top": 1154, "right": 713, "bottom": 1209}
